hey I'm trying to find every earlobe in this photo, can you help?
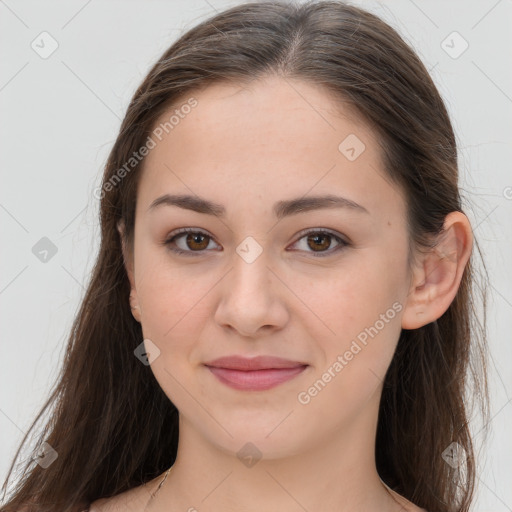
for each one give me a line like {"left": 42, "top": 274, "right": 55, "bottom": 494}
{"left": 117, "top": 219, "right": 141, "bottom": 323}
{"left": 129, "top": 290, "right": 142, "bottom": 323}
{"left": 401, "top": 212, "right": 473, "bottom": 330}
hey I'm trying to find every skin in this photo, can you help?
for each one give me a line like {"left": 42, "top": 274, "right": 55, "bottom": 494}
{"left": 92, "top": 75, "right": 473, "bottom": 512}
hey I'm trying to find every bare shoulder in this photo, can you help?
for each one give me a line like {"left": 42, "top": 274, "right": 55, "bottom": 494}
{"left": 88, "top": 474, "right": 163, "bottom": 512}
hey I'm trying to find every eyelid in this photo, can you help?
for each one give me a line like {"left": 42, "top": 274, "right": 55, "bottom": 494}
{"left": 163, "top": 227, "right": 350, "bottom": 256}
{"left": 163, "top": 227, "right": 221, "bottom": 255}
{"left": 288, "top": 228, "right": 349, "bottom": 257}
{"left": 293, "top": 227, "right": 349, "bottom": 244}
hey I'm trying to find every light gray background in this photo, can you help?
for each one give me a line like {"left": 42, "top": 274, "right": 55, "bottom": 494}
{"left": 1, "top": 0, "right": 511, "bottom": 509}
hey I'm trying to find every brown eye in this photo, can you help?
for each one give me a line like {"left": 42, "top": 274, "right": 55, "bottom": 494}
{"left": 184, "top": 232, "right": 210, "bottom": 251}
{"left": 164, "top": 228, "right": 219, "bottom": 255}
{"left": 307, "top": 233, "right": 332, "bottom": 251}
{"left": 291, "top": 229, "right": 349, "bottom": 257}
{"left": 164, "top": 228, "right": 349, "bottom": 258}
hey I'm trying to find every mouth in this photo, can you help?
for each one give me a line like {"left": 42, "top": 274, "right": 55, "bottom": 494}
{"left": 203, "top": 355, "right": 309, "bottom": 391}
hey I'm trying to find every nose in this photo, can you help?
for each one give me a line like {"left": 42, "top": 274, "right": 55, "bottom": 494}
{"left": 214, "top": 247, "right": 289, "bottom": 337}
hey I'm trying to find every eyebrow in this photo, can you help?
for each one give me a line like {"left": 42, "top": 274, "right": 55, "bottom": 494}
{"left": 148, "top": 193, "right": 369, "bottom": 219}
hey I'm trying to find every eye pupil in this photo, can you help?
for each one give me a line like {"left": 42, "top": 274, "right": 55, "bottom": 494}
{"left": 167, "top": 229, "right": 345, "bottom": 257}
{"left": 187, "top": 232, "right": 209, "bottom": 250}
{"left": 308, "top": 233, "right": 330, "bottom": 251}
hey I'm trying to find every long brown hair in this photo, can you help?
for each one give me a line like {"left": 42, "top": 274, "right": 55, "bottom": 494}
{"left": 1, "top": 2, "right": 490, "bottom": 511}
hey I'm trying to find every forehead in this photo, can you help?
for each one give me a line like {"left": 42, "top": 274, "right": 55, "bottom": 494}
{"left": 137, "top": 76, "right": 404, "bottom": 222}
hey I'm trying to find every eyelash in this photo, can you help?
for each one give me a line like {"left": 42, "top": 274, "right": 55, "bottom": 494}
{"left": 163, "top": 227, "right": 350, "bottom": 258}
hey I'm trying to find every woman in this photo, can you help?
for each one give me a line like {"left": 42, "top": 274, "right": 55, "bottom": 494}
{"left": 1, "top": 1, "right": 490, "bottom": 511}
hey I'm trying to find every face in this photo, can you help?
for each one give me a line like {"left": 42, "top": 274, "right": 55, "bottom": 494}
{"left": 125, "top": 76, "right": 413, "bottom": 459}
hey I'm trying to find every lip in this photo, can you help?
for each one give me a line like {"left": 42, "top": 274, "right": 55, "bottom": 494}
{"left": 204, "top": 355, "right": 307, "bottom": 370}
{"left": 203, "top": 355, "right": 308, "bottom": 391}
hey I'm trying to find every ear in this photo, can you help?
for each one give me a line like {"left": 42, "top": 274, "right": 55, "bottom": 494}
{"left": 401, "top": 211, "right": 473, "bottom": 330}
{"left": 117, "top": 219, "right": 141, "bottom": 323}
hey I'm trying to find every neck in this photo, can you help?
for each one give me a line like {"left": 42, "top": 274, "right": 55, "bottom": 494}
{"left": 149, "top": 398, "right": 404, "bottom": 512}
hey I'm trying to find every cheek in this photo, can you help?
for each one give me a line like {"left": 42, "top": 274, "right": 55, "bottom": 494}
{"left": 300, "top": 250, "right": 405, "bottom": 389}
{"left": 298, "top": 303, "right": 402, "bottom": 426}
{"left": 300, "top": 255, "right": 404, "bottom": 342}
{"left": 133, "top": 250, "right": 213, "bottom": 351}
{"left": 134, "top": 267, "right": 211, "bottom": 407}
{"left": 138, "top": 280, "right": 209, "bottom": 347}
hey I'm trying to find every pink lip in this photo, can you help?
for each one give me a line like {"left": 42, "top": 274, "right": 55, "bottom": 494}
{"left": 204, "top": 355, "right": 308, "bottom": 391}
